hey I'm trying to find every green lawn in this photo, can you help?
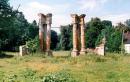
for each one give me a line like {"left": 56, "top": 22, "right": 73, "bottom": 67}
{"left": 0, "top": 51, "right": 130, "bottom": 82}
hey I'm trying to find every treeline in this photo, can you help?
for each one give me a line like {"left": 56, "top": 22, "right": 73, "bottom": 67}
{"left": 0, "top": 0, "right": 38, "bottom": 51}
{"left": 59, "top": 18, "right": 130, "bottom": 52}
{"left": 1, "top": 0, "right": 130, "bottom": 53}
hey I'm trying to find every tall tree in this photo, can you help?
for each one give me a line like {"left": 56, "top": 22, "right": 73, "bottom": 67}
{"left": 85, "top": 18, "right": 104, "bottom": 48}
{"left": 107, "top": 30, "right": 122, "bottom": 52}
{"left": 125, "top": 19, "right": 130, "bottom": 27}
{"left": 28, "top": 20, "right": 38, "bottom": 39}
{"left": 59, "top": 25, "right": 72, "bottom": 50}
{"left": 102, "top": 20, "right": 112, "bottom": 28}
{"left": 0, "top": 0, "right": 16, "bottom": 51}
{"left": 0, "top": 0, "right": 38, "bottom": 51}
{"left": 51, "top": 30, "right": 59, "bottom": 50}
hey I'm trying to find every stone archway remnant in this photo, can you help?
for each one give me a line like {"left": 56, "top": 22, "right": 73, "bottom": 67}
{"left": 71, "top": 14, "right": 87, "bottom": 57}
{"left": 95, "top": 37, "right": 106, "bottom": 56}
{"left": 38, "top": 13, "right": 52, "bottom": 56}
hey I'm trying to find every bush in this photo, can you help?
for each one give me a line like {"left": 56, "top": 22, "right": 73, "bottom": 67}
{"left": 42, "top": 71, "right": 76, "bottom": 82}
{"left": 95, "top": 29, "right": 105, "bottom": 46}
{"left": 26, "top": 36, "right": 40, "bottom": 53}
{"left": 22, "top": 68, "right": 37, "bottom": 79}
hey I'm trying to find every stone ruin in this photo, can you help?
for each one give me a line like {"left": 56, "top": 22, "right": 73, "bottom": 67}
{"left": 38, "top": 13, "right": 52, "bottom": 56}
{"left": 71, "top": 14, "right": 87, "bottom": 57}
{"left": 95, "top": 37, "right": 106, "bottom": 56}
{"left": 86, "top": 37, "right": 106, "bottom": 56}
{"left": 71, "top": 14, "right": 106, "bottom": 56}
{"left": 19, "top": 45, "right": 28, "bottom": 56}
{"left": 19, "top": 13, "right": 105, "bottom": 57}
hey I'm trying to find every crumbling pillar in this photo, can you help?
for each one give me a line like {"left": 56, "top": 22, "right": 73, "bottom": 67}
{"left": 95, "top": 37, "right": 106, "bottom": 56}
{"left": 19, "top": 45, "right": 28, "bottom": 56}
{"left": 38, "top": 13, "right": 46, "bottom": 52}
{"left": 80, "top": 14, "right": 87, "bottom": 54}
{"left": 46, "top": 13, "right": 52, "bottom": 56}
{"left": 71, "top": 14, "right": 79, "bottom": 57}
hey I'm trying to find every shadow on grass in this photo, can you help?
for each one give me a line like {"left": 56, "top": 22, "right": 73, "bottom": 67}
{"left": 0, "top": 52, "right": 14, "bottom": 58}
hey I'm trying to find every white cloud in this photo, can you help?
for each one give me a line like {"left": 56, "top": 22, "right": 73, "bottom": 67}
{"left": 17, "top": 1, "right": 130, "bottom": 30}
{"left": 101, "top": 14, "right": 130, "bottom": 25}
{"left": 29, "top": 2, "right": 52, "bottom": 10}
{"left": 20, "top": 1, "right": 71, "bottom": 28}
{"left": 78, "top": 0, "right": 108, "bottom": 10}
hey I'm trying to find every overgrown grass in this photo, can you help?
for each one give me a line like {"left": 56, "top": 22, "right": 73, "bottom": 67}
{"left": 0, "top": 51, "right": 130, "bottom": 82}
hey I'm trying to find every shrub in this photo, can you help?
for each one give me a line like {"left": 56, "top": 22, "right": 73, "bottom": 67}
{"left": 23, "top": 68, "right": 36, "bottom": 78}
{"left": 26, "top": 36, "right": 40, "bottom": 53}
{"left": 42, "top": 71, "right": 77, "bottom": 82}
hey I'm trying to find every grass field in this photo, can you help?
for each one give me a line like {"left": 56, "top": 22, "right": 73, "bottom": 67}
{"left": 0, "top": 51, "right": 130, "bottom": 82}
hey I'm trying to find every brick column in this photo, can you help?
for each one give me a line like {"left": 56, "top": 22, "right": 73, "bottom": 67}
{"left": 46, "top": 13, "right": 52, "bottom": 56}
{"left": 71, "top": 14, "right": 79, "bottom": 57}
{"left": 38, "top": 13, "right": 46, "bottom": 52}
{"left": 80, "top": 14, "right": 86, "bottom": 54}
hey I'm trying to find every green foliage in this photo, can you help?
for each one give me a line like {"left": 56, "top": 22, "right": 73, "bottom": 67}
{"left": 125, "top": 19, "right": 130, "bottom": 27}
{"left": 42, "top": 71, "right": 76, "bottom": 82}
{"left": 125, "top": 19, "right": 130, "bottom": 31}
{"left": 2, "top": 68, "right": 38, "bottom": 82}
{"left": 1, "top": 52, "right": 130, "bottom": 82}
{"left": 95, "top": 29, "right": 106, "bottom": 46}
{"left": 0, "top": 0, "right": 16, "bottom": 51}
{"left": 26, "top": 36, "right": 40, "bottom": 53}
{"left": 0, "top": 0, "right": 38, "bottom": 51}
{"left": 51, "top": 30, "right": 59, "bottom": 50}
{"left": 99, "top": 25, "right": 122, "bottom": 52}
{"left": 22, "top": 68, "right": 37, "bottom": 79}
{"left": 95, "top": 25, "right": 122, "bottom": 52}
{"left": 28, "top": 20, "right": 39, "bottom": 39}
{"left": 107, "top": 30, "right": 122, "bottom": 52}
{"left": 59, "top": 25, "right": 72, "bottom": 50}
{"left": 102, "top": 20, "right": 112, "bottom": 27}
{"left": 86, "top": 18, "right": 104, "bottom": 48}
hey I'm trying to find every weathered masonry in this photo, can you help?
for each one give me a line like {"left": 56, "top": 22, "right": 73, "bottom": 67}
{"left": 38, "top": 13, "right": 52, "bottom": 56}
{"left": 71, "top": 14, "right": 87, "bottom": 57}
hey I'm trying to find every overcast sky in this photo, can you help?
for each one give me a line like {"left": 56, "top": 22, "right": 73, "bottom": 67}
{"left": 10, "top": 0, "right": 130, "bottom": 32}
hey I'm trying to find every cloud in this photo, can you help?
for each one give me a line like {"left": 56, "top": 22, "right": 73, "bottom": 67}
{"left": 29, "top": 2, "right": 52, "bottom": 10}
{"left": 18, "top": 1, "right": 130, "bottom": 28}
{"left": 78, "top": 0, "right": 108, "bottom": 11}
{"left": 20, "top": 1, "right": 71, "bottom": 27}
{"left": 101, "top": 14, "right": 130, "bottom": 25}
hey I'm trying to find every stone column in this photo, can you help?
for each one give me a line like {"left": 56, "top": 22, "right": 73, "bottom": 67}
{"left": 46, "top": 13, "right": 52, "bottom": 56}
{"left": 43, "top": 24, "right": 47, "bottom": 51}
{"left": 38, "top": 13, "right": 44, "bottom": 51}
{"left": 71, "top": 14, "right": 79, "bottom": 57}
{"left": 38, "top": 13, "right": 47, "bottom": 52}
{"left": 80, "top": 14, "right": 86, "bottom": 54}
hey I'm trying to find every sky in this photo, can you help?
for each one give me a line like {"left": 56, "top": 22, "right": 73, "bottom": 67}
{"left": 9, "top": 0, "right": 130, "bottom": 32}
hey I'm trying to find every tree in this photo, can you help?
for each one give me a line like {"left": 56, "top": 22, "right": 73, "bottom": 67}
{"left": 0, "top": 0, "right": 16, "bottom": 51}
{"left": 0, "top": 0, "right": 38, "bottom": 51}
{"left": 102, "top": 20, "right": 112, "bottom": 28}
{"left": 115, "top": 23, "right": 128, "bottom": 53}
{"left": 28, "top": 20, "right": 38, "bottom": 39}
{"left": 59, "top": 25, "right": 72, "bottom": 50}
{"left": 85, "top": 18, "right": 104, "bottom": 48}
{"left": 116, "top": 22, "right": 127, "bottom": 32}
{"left": 51, "top": 30, "right": 59, "bottom": 50}
{"left": 125, "top": 19, "right": 130, "bottom": 27}
{"left": 107, "top": 30, "right": 122, "bottom": 52}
